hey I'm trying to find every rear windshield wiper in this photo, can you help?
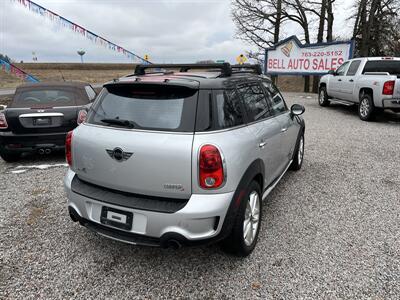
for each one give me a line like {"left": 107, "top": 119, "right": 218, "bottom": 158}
{"left": 101, "top": 118, "right": 136, "bottom": 128}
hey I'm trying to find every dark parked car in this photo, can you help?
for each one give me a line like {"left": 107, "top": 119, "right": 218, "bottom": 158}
{"left": 0, "top": 82, "right": 96, "bottom": 162}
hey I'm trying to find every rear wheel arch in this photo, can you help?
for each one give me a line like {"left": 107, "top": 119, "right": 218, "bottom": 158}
{"left": 216, "top": 159, "right": 264, "bottom": 241}
{"left": 359, "top": 87, "right": 374, "bottom": 101}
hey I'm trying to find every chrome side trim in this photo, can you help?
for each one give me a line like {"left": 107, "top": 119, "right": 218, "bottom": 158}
{"left": 19, "top": 112, "right": 64, "bottom": 118}
{"left": 262, "top": 159, "right": 293, "bottom": 200}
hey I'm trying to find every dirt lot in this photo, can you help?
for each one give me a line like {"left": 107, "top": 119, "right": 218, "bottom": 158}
{"left": 0, "top": 63, "right": 313, "bottom": 92}
{"left": 0, "top": 93, "right": 399, "bottom": 299}
{"left": 0, "top": 63, "right": 135, "bottom": 89}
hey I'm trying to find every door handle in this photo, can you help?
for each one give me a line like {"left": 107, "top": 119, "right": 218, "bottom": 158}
{"left": 281, "top": 127, "right": 288, "bottom": 133}
{"left": 259, "top": 141, "right": 267, "bottom": 148}
{"left": 349, "top": 79, "right": 354, "bottom": 82}
{"left": 338, "top": 79, "right": 342, "bottom": 81}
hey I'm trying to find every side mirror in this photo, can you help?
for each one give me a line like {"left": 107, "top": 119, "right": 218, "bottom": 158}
{"left": 291, "top": 104, "right": 305, "bottom": 116}
{"left": 0, "top": 105, "right": 6, "bottom": 111}
{"left": 328, "top": 70, "right": 336, "bottom": 76}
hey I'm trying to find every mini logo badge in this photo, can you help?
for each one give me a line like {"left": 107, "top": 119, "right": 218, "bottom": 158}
{"left": 106, "top": 147, "right": 133, "bottom": 162}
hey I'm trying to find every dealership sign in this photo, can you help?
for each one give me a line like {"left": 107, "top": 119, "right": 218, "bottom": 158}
{"left": 265, "top": 36, "right": 354, "bottom": 75}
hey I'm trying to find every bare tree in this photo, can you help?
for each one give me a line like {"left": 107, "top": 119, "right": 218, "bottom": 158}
{"left": 232, "top": 0, "right": 283, "bottom": 49}
{"left": 353, "top": 0, "right": 400, "bottom": 56}
{"left": 281, "top": 0, "right": 312, "bottom": 92}
{"left": 232, "top": 0, "right": 283, "bottom": 82}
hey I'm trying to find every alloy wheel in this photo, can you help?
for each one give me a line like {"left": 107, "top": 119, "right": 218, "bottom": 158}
{"left": 319, "top": 90, "right": 325, "bottom": 104}
{"left": 359, "top": 98, "right": 370, "bottom": 118}
{"left": 298, "top": 136, "right": 304, "bottom": 165}
{"left": 243, "top": 191, "right": 260, "bottom": 246}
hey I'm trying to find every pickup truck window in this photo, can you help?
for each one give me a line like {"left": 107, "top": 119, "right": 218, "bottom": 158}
{"left": 346, "top": 60, "right": 361, "bottom": 76}
{"left": 362, "top": 60, "right": 400, "bottom": 76}
{"left": 336, "top": 61, "right": 350, "bottom": 76}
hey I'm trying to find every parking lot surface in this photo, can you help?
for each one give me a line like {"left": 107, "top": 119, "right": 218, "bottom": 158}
{"left": 1, "top": 93, "right": 399, "bottom": 299}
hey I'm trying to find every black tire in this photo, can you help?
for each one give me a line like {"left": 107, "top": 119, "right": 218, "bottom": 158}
{"left": 358, "top": 93, "right": 375, "bottom": 121}
{"left": 0, "top": 151, "right": 21, "bottom": 162}
{"left": 290, "top": 132, "right": 304, "bottom": 171}
{"left": 318, "top": 86, "right": 330, "bottom": 107}
{"left": 222, "top": 180, "right": 262, "bottom": 257}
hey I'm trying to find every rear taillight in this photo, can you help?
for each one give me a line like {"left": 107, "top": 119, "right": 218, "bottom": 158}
{"left": 199, "top": 144, "right": 225, "bottom": 189}
{"left": 66, "top": 131, "right": 73, "bottom": 166}
{"left": 0, "top": 112, "right": 8, "bottom": 129}
{"left": 77, "top": 110, "right": 87, "bottom": 125}
{"left": 383, "top": 80, "right": 395, "bottom": 95}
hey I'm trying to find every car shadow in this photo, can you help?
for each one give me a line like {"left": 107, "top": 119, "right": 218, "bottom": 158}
{"left": 327, "top": 102, "right": 400, "bottom": 123}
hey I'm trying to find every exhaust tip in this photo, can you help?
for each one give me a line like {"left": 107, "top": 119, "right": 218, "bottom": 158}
{"left": 38, "top": 148, "right": 45, "bottom": 155}
{"left": 160, "top": 233, "right": 186, "bottom": 249}
{"left": 45, "top": 148, "right": 51, "bottom": 154}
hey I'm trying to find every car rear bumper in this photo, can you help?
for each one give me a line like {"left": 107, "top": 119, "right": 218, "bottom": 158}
{"left": 64, "top": 169, "right": 234, "bottom": 246}
{"left": 382, "top": 98, "right": 400, "bottom": 110}
{"left": 0, "top": 130, "right": 67, "bottom": 153}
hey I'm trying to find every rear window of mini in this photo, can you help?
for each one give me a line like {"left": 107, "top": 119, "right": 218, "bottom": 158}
{"left": 11, "top": 88, "right": 78, "bottom": 108}
{"left": 87, "top": 84, "right": 198, "bottom": 132}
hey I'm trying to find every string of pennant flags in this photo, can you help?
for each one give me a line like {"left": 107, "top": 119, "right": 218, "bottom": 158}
{"left": 10, "top": 0, "right": 150, "bottom": 64}
{"left": 0, "top": 59, "right": 40, "bottom": 82}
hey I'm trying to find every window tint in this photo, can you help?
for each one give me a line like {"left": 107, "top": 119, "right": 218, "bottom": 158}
{"left": 346, "top": 60, "right": 361, "bottom": 76}
{"left": 214, "top": 90, "right": 244, "bottom": 129}
{"left": 88, "top": 84, "right": 198, "bottom": 132}
{"left": 85, "top": 86, "right": 96, "bottom": 101}
{"left": 362, "top": 60, "right": 400, "bottom": 75}
{"left": 262, "top": 81, "right": 287, "bottom": 114}
{"left": 238, "top": 83, "right": 271, "bottom": 122}
{"left": 336, "top": 61, "right": 350, "bottom": 76}
{"left": 12, "top": 89, "right": 76, "bottom": 108}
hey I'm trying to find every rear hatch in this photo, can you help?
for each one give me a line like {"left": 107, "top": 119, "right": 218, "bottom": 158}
{"left": 72, "top": 82, "right": 199, "bottom": 199}
{"left": 6, "top": 86, "right": 82, "bottom": 134}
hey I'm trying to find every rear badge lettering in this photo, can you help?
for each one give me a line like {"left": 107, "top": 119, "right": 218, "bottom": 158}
{"left": 164, "top": 184, "right": 184, "bottom": 191}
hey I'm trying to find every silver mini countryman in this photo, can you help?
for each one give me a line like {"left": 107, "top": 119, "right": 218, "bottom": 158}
{"left": 64, "top": 63, "right": 305, "bottom": 256}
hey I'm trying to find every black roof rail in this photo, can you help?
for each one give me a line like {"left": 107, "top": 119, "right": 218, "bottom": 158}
{"left": 134, "top": 63, "right": 232, "bottom": 77}
{"left": 231, "top": 64, "right": 263, "bottom": 75}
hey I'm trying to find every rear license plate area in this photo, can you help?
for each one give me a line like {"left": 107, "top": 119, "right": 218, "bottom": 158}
{"left": 100, "top": 206, "right": 133, "bottom": 231}
{"left": 33, "top": 117, "right": 51, "bottom": 126}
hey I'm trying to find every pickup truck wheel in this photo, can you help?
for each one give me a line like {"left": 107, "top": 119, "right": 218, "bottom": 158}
{"left": 318, "top": 87, "right": 330, "bottom": 107}
{"left": 290, "top": 133, "right": 304, "bottom": 171}
{"left": 222, "top": 180, "right": 262, "bottom": 257}
{"left": 0, "top": 151, "right": 21, "bottom": 162}
{"left": 358, "top": 94, "right": 375, "bottom": 121}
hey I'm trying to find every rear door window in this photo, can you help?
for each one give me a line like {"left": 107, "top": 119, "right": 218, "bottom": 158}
{"left": 346, "top": 60, "right": 361, "bottom": 76}
{"left": 87, "top": 84, "right": 198, "bottom": 132}
{"left": 238, "top": 83, "right": 272, "bottom": 122}
{"left": 214, "top": 89, "right": 245, "bottom": 129}
{"left": 12, "top": 89, "right": 77, "bottom": 108}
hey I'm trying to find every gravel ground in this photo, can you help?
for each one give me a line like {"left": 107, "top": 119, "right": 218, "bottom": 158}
{"left": 0, "top": 93, "right": 399, "bottom": 299}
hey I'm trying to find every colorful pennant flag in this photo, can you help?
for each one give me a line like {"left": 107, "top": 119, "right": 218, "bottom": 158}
{"left": 0, "top": 59, "right": 40, "bottom": 83}
{"left": 10, "top": 0, "right": 150, "bottom": 64}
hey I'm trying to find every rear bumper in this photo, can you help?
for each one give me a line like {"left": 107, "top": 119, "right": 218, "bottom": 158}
{"left": 0, "top": 130, "right": 67, "bottom": 153}
{"left": 382, "top": 98, "right": 400, "bottom": 110}
{"left": 64, "top": 169, "right": 235, "bottom": 246}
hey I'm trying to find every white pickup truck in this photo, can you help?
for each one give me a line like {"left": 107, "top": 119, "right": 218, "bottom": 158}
{"left": 319, "top": 57, "right": 400, "bottom": 121}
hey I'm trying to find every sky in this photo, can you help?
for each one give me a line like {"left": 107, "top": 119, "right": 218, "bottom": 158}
{"left": 0, "top": 0, "right": 354, "bottom": 64}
